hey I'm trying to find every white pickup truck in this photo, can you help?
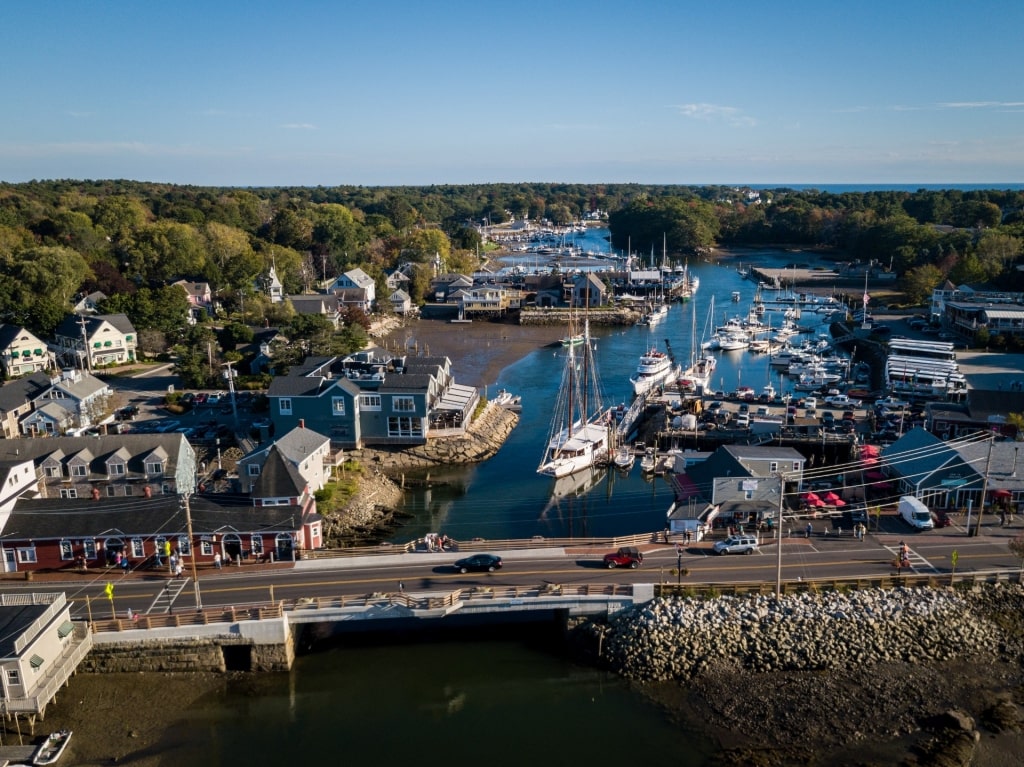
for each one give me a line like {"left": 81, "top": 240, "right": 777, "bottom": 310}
{"left": 824, "top": 393, "right": 860, "bottom": 408}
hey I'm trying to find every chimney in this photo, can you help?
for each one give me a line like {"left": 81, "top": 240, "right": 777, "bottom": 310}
{"left": 299, "top": 419, "right": 305, "bottom": 429}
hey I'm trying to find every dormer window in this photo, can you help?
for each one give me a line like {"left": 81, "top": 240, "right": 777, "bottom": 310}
{"left": 145, "top": 460, "right": 164, "bottom": 475}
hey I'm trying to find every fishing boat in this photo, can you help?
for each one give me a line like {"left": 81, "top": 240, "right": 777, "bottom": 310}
{"left": 612, "top": 444, "right": 635, "bottom": 471}
{"left": 629, "top": 343, "right": 681, "bottom": 396}
{"left": 33, "top": 730, "right": 72, "bottom": 766}
{"left": 731, "top": 290, "right": 741, "bottom": 302}
{"left": 492, "top": 389, "right": 522, "bottom": 412}
{"left": 538, "top": 313, "right": 609, "bottom": 478}
{"left": 560, "top": 332, "right": 584, "bottom": 347}
{"left": 639, "top": 446, "right": 657, "bottom": 474}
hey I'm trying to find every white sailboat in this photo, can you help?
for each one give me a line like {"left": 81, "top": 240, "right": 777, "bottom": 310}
{"left": 538, "top": 312, "right": 609, "bottom": 478}
{"left": 680, "top": 297, "right": 717, "bottom": 393}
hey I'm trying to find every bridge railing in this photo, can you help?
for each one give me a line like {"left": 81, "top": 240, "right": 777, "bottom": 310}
{"left": 87, "top": 582, "right": 635, "bottom": 634}
{"left": 300, "top": 532, "right": 661, "bottom": 559}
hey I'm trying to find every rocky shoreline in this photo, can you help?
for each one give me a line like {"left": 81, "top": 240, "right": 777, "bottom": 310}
{"left": 572, "top": 584, "right": 1024, "bottom": 766}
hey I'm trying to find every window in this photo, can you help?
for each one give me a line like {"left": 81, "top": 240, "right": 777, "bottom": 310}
{"left": 388, "top": 416, "right": 423, "bottom": 438}
{"left": 131, "top": 538, "right": 144, "bottom": 558}
{"left": 331, "top": 397, "right": 346, "bottom": 416}
{"left": 177, "top": 536, "right": 191, "bottom": 556}
{"left": 744, "top": 489, "right": 755, "bottom": 500}
{"left": 792, "top": 462, "right": 800, "bottom": 472}
{"left": 769, "top": 462, "right": 779, "bottom": 473}
{"left": 106, "top": 485, "right": 117, "bottom": 497}
{"left": 247, "top": 464, "right": 261, "bottom": 477}
{"left": 16, "top": 547, "right": 37, "bottom": 563}
{"left": 360, "top": 394, "right": 381, "bottom": 411}
{"left": 44, "top": 465, "right": 60, "bottom": 478}
{"left": 200, "top": 539, "right": 213, "bottom": 556}
{"left": 60, "top": 540, "right": 73, "bottom": 560}
{"left": 108, "top": 462, "right": 125, "bottom": 475}
{"left": 251, "top": 535, "right": 263, "bottom": 555}
{"left": 6, "top": 669, "right": 20, "bottom": 686}
{"left": 59, "top": 488, "right": 78, "bottom": 499}
{"left": 392, "top": 395, "right": 415, "bottom": 413}
{"left": 145, "top": 461, "right": 164, "bottom": 475}
{"left": 279, "top": 398, "right": 292, "bottom": 415}
{"left": 83, "top": 539, "right": 97, "bottom": 559}
{"left": 70, "top": 464, "right": 87, "bottom": 477}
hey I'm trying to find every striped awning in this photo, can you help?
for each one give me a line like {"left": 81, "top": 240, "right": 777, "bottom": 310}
{"left": 29, "top": 654, "right": 44, "bottom": 669}
{"left": 57, "top": 620, "right": 75, "bottom": 638}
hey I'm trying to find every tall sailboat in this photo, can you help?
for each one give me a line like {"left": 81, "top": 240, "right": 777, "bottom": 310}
{"left": 538, "top": 312, "right": 609, "bottom": 478}
{"left": 680, "top": 296, "right": 717, "bottom": 393}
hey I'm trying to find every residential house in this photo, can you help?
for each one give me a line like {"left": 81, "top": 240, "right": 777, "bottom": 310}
{"left": 0, "top": 592, "right": 92, "bottom": 725}
{"left": 0, "top": 324, "right": 54, "bottom": 378}
{"left": 53, "top": 313, "right": 137, "bottom": 369}
{"left": 0, "top": 433, "right": 197, "bottom": 503}
{"left": 430, "top": 273, "right": 473, "bottom": 303}
{"left": 21, "top": 369, "right": 112, "bottom": 436}
{"left": 71, "top": 290, "right": 107, "bottom": 315}
{"left": 329, "top": 267, "right": 376, "bottom": 312}
{"left": 385, "top": 266, "right": 412, "bottom": 293}
{"left": 460, "top": 286, "right": 511, "bottom": 317}
{"left": 244, "top": 328, "right": 292, "bottom": 376}
{"left": 266, "top": 349, "right": 476, "bottom": 448}
{"left": 388, "top": 288, "right": 413, "bottom": 316}
{"left": 286, "top": 294, "right": 344, "bottom": 329}
{"left": 926, "top": 390, "right": 1024, "bottom": 440}
{"left": 172, "top": 279, "right": 214, "bottom": 323}
{"left": 237, "top": 423, "right": 337, "bottom": 494}
{"left": 0, "top": 375, "right": 51, "bottom": 440}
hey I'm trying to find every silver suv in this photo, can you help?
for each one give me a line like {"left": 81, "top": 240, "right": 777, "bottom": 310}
{"left": 712, "top": 535, "right": 759, "bottom": 555}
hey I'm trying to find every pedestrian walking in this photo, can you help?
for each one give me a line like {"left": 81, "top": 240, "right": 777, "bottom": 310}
{"left": 805, "top": 522, "right": 813, "bottom": 539}
{"left": 214, "top": 552, "right": 222, "bottom": 569}
{"left": 398, "top": 581, "right": 404, "bottom": 594}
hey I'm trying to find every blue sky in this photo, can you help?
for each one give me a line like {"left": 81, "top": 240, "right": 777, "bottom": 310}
{"left": 3, "top": 0, "right": 1022, "bottom": 186}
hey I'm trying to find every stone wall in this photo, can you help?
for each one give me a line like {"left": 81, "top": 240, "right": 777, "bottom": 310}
{"left": 344, "top": 403, "right": 519, "bottom": 475}
{"left": 83, "top": 639, "right": 232, "bottom": 673}
{"left": 519, "top": 308, "right": 638, "bottom": 326}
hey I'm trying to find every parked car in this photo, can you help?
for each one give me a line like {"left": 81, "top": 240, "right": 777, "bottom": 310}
{"left": 603, "top": 546, "right": 644, "bottom": 569}
{"left": 193, "top": 393, "right": 209, "bottom": 406}
{"left": 712, "top": 535, "right": 759, "bottom": 555}
{"left": 453, "top": 554, "right": 503, "bottom": 573}
{"left": 116, "top": 405, "right": 139, "bottom": 421}
{"left": 932, "top": 509, "right": 952, "bottom": 528}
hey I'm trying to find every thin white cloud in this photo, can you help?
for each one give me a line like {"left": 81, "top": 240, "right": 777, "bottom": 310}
{"left": 672, "top": 103, "right": 755, "bottom": 127}
{"left": 0, "top": 141, "right": 253, "bottom": 159}
{"left": 282, "top": 122, "right": 316, "bottom": 130}
{"left": 938, "top": 101, "right": 1024, "bottom": 109}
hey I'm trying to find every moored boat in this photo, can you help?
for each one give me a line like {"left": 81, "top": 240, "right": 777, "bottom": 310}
{"left": 538, "top": 313, "right": 609, "bottom": 478}
{"left": 629, "top": 344, "right": 681, "bottom": 396}
{"left": 613, "top": 444, "right": 635, "bottom": 470}
{"left": 33, "top": 730, "right": 72, "bottom": 766}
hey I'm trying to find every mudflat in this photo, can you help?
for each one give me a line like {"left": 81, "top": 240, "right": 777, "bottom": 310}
{"left": 381, "top": 316, "right": 564, "bottom": 390}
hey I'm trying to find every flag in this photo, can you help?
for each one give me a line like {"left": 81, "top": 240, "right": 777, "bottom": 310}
{"left": 104, "top": 582, "right": 114, "bottom": 600}
{"left": 863, "top": 293, "right": 870, "bottom": 305}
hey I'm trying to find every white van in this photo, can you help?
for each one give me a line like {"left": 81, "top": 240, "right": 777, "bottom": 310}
{"left": 898, "top": 495, "right": 934, "bottom": 530}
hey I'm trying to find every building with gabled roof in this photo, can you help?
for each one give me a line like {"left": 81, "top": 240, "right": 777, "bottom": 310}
{"left": 53, "top": 313, "right": 137, "bottom": 369}
{"left": 237, "top": 424, "right": 337, "bottom": 494}
{"left": 0, "top": 324, "right": 54, "bottom": 378}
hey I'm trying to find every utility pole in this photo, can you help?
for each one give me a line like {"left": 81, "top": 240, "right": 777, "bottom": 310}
{"left": 222, "top": 360, "right": 239, "bottom": 431}
{"left": 775, "top": 473, "right": 786, "bottom": 598}
{"left": 182, "top": 493, "right": 202, "bottom": 610}
{"left": 974, "top": 434, "right": 995, "bottom": 537}
{"left": 79, "top": 315, "right": 93, "bottom": 373}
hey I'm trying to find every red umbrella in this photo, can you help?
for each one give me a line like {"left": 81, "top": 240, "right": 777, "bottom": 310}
{"left": 991, "top": 489, "right": 1012, "bottom": 499}
{"left": 801, "top": 491, "right": 821, "bottom": 502}
{"left": 860, "top": 445, "right": 881, "bottom": 456}
{"left": 861, "top": 456, "right": 879, "bottom": 466}
{"left": 807, "top": 498, "right": 827, "bottom": 507}
{"left": 823, "top": 491, "right": 845, "bottom": 505}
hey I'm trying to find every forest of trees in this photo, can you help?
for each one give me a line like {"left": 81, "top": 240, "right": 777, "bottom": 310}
{"left": 2, "top": 180, "right": 1023, "bottom": 383}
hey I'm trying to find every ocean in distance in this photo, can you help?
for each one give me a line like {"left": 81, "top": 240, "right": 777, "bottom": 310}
{"left": 748, "top": 182, "right": 1024, "bottom": 192}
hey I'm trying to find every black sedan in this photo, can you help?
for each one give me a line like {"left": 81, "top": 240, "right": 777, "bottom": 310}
{"left": 453, "top": 554, "right": 503, "bottom": 574}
